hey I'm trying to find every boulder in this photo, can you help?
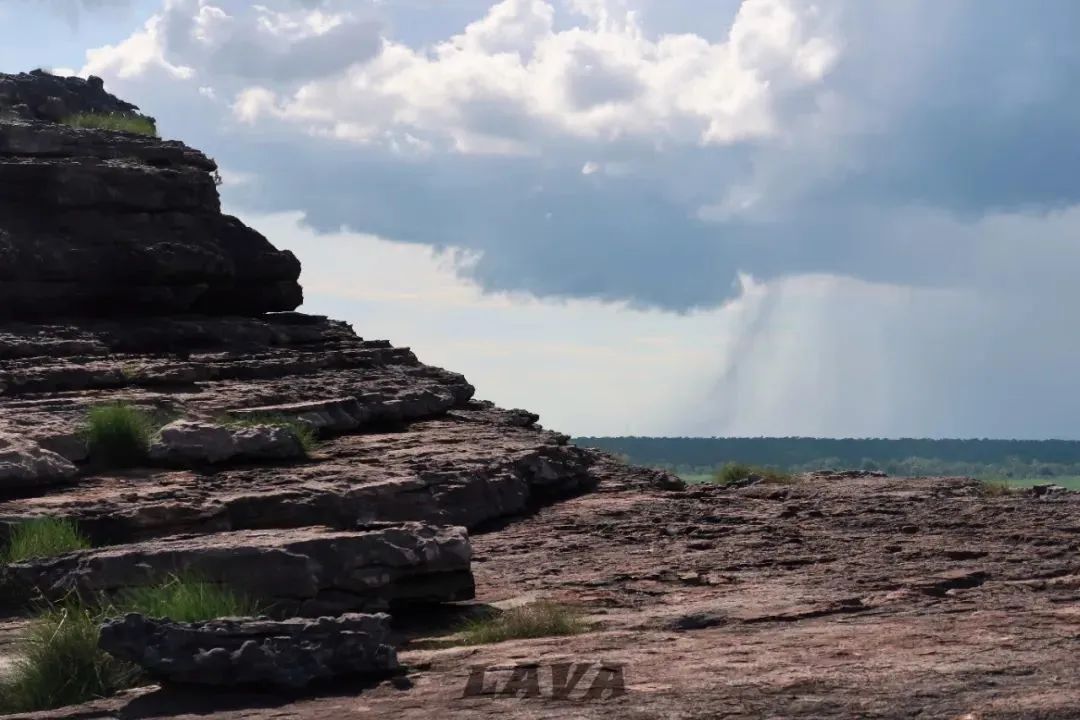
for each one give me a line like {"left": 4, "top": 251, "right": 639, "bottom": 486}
{"left": 4, "top": 523, "right": 475, "bottom": 615}
{"left": 0, "top": 433, "right": 77, "bottom": 491}
{"left": 149, "top": 420, "right": 306, "bottom": 465}
{"left": 99, "top": 613, "right": 398, "bottom": 688}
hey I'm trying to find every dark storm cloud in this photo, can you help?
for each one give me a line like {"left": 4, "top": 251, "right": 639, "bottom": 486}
{"left": 96, "top": 0, "right": 1080, "bottom": 313}
{"left": 205, "top": 0, "right": 1080, "bottom": 311}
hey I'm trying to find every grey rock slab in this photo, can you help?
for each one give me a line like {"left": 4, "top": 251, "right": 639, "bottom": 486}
{"left": 99, "top": 612, "right": 398, "bottom": 688}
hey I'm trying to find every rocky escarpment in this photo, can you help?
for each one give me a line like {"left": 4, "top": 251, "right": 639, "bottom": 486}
{"left": 0, "top": 71, "right": 679, "bottom": 709}
{"left": 0, "top": 71, "right": 302, "bottom": 319}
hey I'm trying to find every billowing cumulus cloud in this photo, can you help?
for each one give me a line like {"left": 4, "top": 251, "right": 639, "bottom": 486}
{"left": 85, "top": 0, "right": 382, "bottom": 84}
{"left": 62, "top": 0, "right": 1080, "bottom": 436}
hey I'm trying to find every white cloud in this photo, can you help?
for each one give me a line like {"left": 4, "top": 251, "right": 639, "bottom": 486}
{"left": 83, "top": 0, "right": 381, "bottom": 84}
{"left": 83, "top": 14, "right": 193, "bottom": 80}
{"left": 232, "top": 86, "right": 278, "bottom": 123}
{"left": 82, "top": 0, "right": 836, "bottom": 154}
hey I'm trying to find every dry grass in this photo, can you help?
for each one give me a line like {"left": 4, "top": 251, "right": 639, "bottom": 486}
{"left": 713, "top": 462, "right": 793, "bottom": 486}
{"left": 457, "top": 601, "right": 589, "bottom": 645}
{"left": 980, "top": 480, "right": 1015, "bottom": 497}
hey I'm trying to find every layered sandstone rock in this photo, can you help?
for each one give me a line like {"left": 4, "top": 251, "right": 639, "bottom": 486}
{"left": 3, "top": 523, "right": 474, "bottom": 616}
{"left": 0, "top": 72, "right": 682, "bottom": 714}
{"left": 0, "top": 71, "right": 302, "bottom": 320}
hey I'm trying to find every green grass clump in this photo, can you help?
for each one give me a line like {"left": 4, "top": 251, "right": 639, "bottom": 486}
{"left": 2, "top": 519, "right": 90, "bottom": 564}
{"left": 83, "top": 403, "right": 158, "bottom": 467}
{"left": 0, "top": 603, "right": 140, "bottom": 714}
{"left": 713, "top": 462, "right": 793, "bottom": 486}
{"left": 62, "top": 112, "right": 157, "bottom": 137}
{"left": 115, "top": 573, "right": 261, "bottom": 622}
{"left": 457, "top": 602, "right": 588, "bottom": 646}
{"left": 0, "top": 575, "right": 259, "bottom": 713}
{"left": 222, "top": 414, "right": 318, "bottom": 455}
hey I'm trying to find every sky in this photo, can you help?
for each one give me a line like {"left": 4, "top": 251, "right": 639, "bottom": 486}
{"left": 4, "top": 0, "right": 1080, "bottom": 438}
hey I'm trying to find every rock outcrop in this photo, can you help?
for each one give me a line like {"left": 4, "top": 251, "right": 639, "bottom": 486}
{"left": 0, "top": 71, "right": 302, "bottom": 320}
{"left": 4, "top": 523, "right": 474, "bottom": 616}
{"left": 99, "top": 613, "right": 398, "bottom": 688}
{"left": 0, "top": 71, "right": 682, "bottom": 717}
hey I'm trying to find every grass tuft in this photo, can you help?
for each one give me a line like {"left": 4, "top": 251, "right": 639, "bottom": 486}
{"left": 62, "top": 112, "right": 157, "bottom": 137}
{"left": 0, "top": 575, "right": 259, "bottom": 713}
{"left": 0, "top": 602, "right": 140, "bottom": 714}
{"left": 713, "top": 462, "right": 793, "bottom": 486}
{"left": 83, "top": 403, "right": 158, "bottom": 467}
{"left": 980, "top": 480, "right": 1014, "bottom": 497}
{"left": 2, "top": 519, "right": 90, "bottom": 564}
{"left": 457, "top": 601, "right": 589, "bottom": 646}
{"left": 222, "top": 414, "right": 318, "bottom": 455}
{"left": 115, "top": 573, "right": 261, "bottom": 622}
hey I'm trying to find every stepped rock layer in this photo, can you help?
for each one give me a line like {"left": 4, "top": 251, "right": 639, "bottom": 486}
{"left": 0, "top": 72, "right": 678, "bottom": 611}
{"left": 0, "top": 72, "right": 683, "bottom": 717}
{"left": 3, "top": 523, "right": 475, "bottom": 616}
{"left": 0, "top": 312, "right": 672, "bottom": 543}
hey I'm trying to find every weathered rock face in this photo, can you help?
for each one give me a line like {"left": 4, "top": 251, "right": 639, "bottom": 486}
{"left": 4, "top": 523, "right": 474, "bottom": 616}
{"left": 0, "top": 71, "right": 302, "bottom": 320}
{"left": 149, "top": 420, "right": 307, "bottom": 466}
{"left": 99, "top": 613, "right": 399, "bottom": 688}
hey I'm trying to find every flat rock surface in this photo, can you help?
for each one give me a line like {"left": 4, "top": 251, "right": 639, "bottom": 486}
{"left": 15, "top": 473, "right": 1080, "bottom": 719}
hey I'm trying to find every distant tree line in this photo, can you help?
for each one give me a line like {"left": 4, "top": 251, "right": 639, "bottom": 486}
{"left": 573, "top": 437, "right": 1080, "bottom": 480}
